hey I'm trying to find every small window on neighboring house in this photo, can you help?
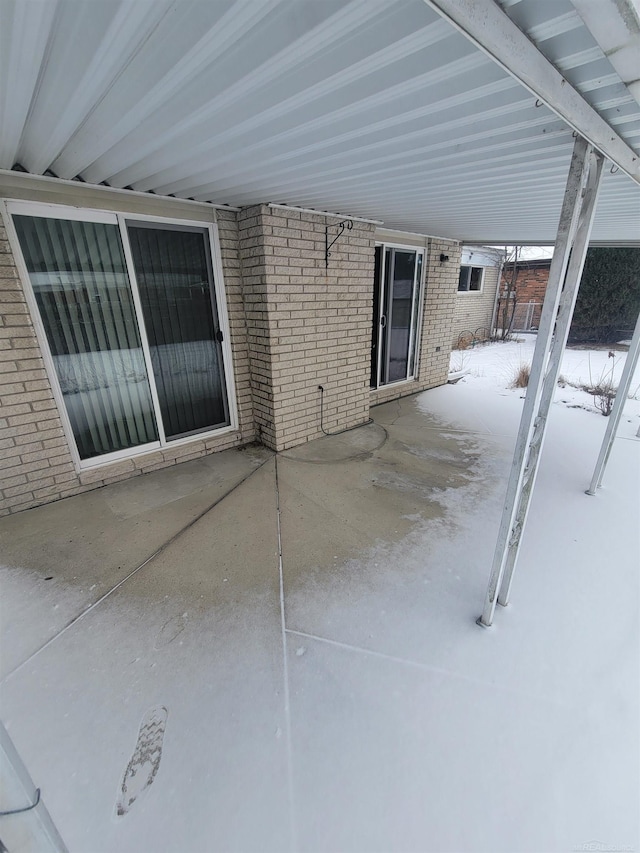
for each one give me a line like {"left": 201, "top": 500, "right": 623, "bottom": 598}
{"left": 458, "top": 266, "right": 483, "bottom": 292}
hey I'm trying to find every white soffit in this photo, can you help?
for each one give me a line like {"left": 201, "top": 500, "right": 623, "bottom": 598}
{"left": 0, "top": 0, "right": 638, "bottom": 244}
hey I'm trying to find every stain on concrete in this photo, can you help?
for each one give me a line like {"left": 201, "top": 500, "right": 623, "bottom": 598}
{"left": 104, "top": 446, "right": 271, "bottom": 519}
{"left": 154, "top": 613, "right": 187, "bottom": 650}
{"left": 278, "top": 397, "right": 487, "bottom": 596}
{"left": 116, "top": 706, "right": 167, "bottom": 817}
{"left": 371, "top": 399, "right": 403, "bottom": 426}
{"left": 0, "top": 446, "right": 274, "bottom": 678}
{"left": 280, "top": 422, "right": 387, "bottom": 464}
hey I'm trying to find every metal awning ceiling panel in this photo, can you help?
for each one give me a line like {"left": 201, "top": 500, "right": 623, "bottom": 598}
{"left": 0, "top": 0, "right": 638, "bottom": 243}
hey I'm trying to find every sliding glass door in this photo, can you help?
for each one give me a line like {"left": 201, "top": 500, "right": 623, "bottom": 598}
{"left": 11, "top": 205, "right": 232, "bottom": 466}
{"left": 371, "top": 245, "right": 423, "bottom": 388}
{"left": 13, "top": 214, "right": 159, "bottom": 459}
{"left": 127, "top": 223, "right": 228, "bottom": 440}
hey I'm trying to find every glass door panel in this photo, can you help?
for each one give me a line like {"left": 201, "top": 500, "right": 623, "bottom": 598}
{"left": 372, "top": 246, "right": 422, "bottom": 387}
{"left": 387, "top": 249, "right": 416, "bottom": 383}
{"left": 408, "top": 253, "right": 423, "bottom": 378}
{"left": 13, "top": 215, "right": 159, "bottom": 460}
{"left": 379, "top": 247, "right": 393, "bottom": 385}
{"left": 370, "top": 246, "right": 383, "bottom": 388}
{"left": 126, "top": 223, "right": 229, "bottom": 440}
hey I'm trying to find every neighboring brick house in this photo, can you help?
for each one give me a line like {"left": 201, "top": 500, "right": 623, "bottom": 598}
{"left": 1, "top": 176, "right": 461, "bottom": 515}
{"left": 452, "top": 246, "right": 503, "bottom": 346}
{"left": 498, "top": 258, "right": 552, "bottom": 332}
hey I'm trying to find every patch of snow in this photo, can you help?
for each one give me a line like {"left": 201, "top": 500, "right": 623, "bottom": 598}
{"left": 447, "top": 334, "right": 640, "bottom": 428}
{"left": 1, "top": 338, "right": 637, "bottom": 853}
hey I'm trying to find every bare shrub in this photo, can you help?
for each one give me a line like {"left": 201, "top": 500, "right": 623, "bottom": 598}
{"left": 590, "top": 381, "right": 616, "bottom": 416}
{"left": 497, "top": 246, "right": 521, "bottom": 341}
{"left": 449, "top": 352, "right": 469, "bottom": 374}
{"left": 583, "top": 351, "right": 618, "bottom": 416}
{"left": 509, "top": 362, "right": 531, "bottom": 389}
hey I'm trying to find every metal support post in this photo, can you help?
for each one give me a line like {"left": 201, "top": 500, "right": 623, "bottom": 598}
{"left": 586, "top": 310, "right": 640, "bottom": 495}
{"left": 497, "top": 150, "right": 604, "bottom": 608}
{"left": 478, "top": 137, "right": 604, "bottom": 627}
{"left": 0, "top": 722, "right": 68, "bottom": 852}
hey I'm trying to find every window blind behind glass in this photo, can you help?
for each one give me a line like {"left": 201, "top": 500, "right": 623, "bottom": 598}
{"left": 13, "top": 215, "right": 159, "bottom": 459}
{"left": 127, "top": 225, "right": 228, "bottom": 440}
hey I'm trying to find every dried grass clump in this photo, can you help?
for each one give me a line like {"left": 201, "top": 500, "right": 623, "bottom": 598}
{"left": 509, "top": 362, "right": 531, "bottom": 389}
{"left": 455, "top": 332, "right": 473, "bottom": 351}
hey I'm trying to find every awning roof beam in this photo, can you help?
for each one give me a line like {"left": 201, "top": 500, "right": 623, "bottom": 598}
{"left": 423, "top": 0, "right": 640, "bottom": 184}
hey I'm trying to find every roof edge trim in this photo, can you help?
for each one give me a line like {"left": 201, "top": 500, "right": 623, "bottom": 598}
{"left": 0, "top": 169, "right": 241, "bottom": 212}
{"left": 267, "top": 203, "right": 383, "bottom": 225}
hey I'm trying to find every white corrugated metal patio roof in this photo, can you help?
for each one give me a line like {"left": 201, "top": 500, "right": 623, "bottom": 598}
{"left": 1, "top": 0, "right": 638, "bottom": 243}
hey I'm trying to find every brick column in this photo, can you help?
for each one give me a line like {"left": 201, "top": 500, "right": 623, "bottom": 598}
{"left": 418, "top": 238, "right": 462, "bottom": 386}
{"left": 239, "top": 205, "right": 376, "bottom": 451}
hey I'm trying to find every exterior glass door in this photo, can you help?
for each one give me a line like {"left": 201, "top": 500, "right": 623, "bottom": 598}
{"left": 127, "top": 223, "right": 229, "bottom": 440}
{"left": 13, "top": 214, "right": 159, "bottom": 460}
{"left": 371, "top": 245, "right": 423, "bottom": 387}
{"left": 12, "top": 206, "right": 232, "bottom": 467}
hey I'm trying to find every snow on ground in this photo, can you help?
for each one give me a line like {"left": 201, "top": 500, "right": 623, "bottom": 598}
{"left": 450, "top": 333, "right": 640, "bottom": 431}
{"left": 1, "top": 337, "right": 638, "bottom": 853}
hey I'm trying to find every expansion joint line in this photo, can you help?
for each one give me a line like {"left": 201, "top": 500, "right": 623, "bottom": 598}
{"left": 2, "top": 456, "right": 273, "bottom": 685}
{"left": 273, "top": 456, "right": 297, "bottom": 853}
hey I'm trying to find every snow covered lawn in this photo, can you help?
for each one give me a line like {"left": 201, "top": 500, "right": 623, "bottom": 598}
{"left": 450, "top": 333, "right": 640, "bottom": 429}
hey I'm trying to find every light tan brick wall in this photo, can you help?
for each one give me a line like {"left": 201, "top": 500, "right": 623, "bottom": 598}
{"left": 0, "top": 205, "right": 253, "bottom": 516}
{"left": 370, "top": 237, "right": 461, "bottom": 406}
{"left": 2, "top": 186, "right": 464, "bottom": 512}
{"left": 453, "top": 264, "right": 500, "bottom": 346}
{"left": 239, "top": 206, "right": 376, "bottom": 451}
{"left": 216, "top": 208, "right": 255, "bottom": 443}
{"left": 237, "top": 206, "right": 277, "bottom": 448}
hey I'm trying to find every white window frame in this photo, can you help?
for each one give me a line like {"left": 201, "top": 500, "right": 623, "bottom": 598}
{"left": 3, "top": 199, "right": 238, "bottom": 472}
{"left": 372, "top": 241, "right": 426, "bottom": 390}
{"left": 458, "top": 265, "right": 485, "bottom": 294}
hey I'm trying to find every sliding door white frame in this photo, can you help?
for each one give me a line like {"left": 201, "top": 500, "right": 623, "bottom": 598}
{"left": 3, "top": 199, "right": 238, "bottom": 471}
{"left": 372, "top": 242, "right": 425, "bottom": 389}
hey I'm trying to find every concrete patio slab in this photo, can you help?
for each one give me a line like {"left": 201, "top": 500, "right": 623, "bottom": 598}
{"left": 279, "top": 398, "right": 510, "bottom": 664}
{"left": 1, "top": 459, "right": 288, "bottom": 853}
{"left": 0, "top": 444, "right": 271, "bottom": 679}
{"left": 0, "top": 388, "right": 637, "bottom": 852}
{"left": 287, "top": 634, "right": 603, "bottom": 853}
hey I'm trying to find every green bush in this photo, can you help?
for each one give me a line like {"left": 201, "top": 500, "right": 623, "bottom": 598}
{"left": 570, "top": 248, "right": 640, "bottom": 343}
